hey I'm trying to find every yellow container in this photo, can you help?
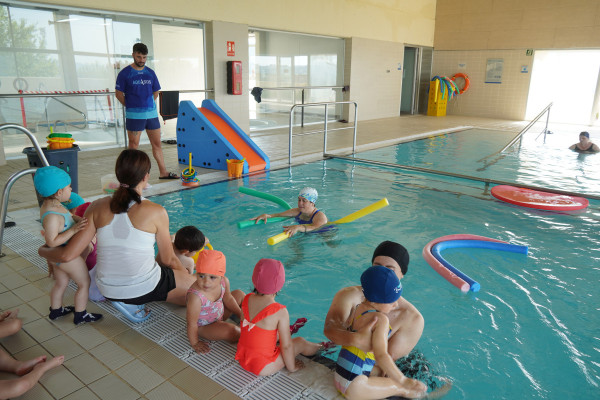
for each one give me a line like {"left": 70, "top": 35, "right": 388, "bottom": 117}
{"left": 226, "top": 159, "right": 245, "bottom": 178}
{"left": 427, "top": 81, "right": 447, "bottom": 117}
{"left": 47, "top": 137, "right": 75, "bottom": 149}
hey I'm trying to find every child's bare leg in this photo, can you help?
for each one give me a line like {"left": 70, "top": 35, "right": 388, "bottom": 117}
{"left": 344, "top": 375, "right": 427, "bottom": 400}
{"left": 58, "top": 258, "right": 90, "bottom": 312}
{"left": 222, "top": 289, "right": 245, "bottom": 320}
{"left": 0, "top": 347, "right": 47, "bottom": 376}
{"left": 49, "top": 266, "right": 70, "bottom": 310}
{"left": 197, "top": 321, "right": 240, "bottom": 343}
{"left": 292, "top": 337, "right": 321, "bottom": 357}
{"left": 257, "top": 353, "right": 286, "bottom": 376}
{"left": 0, "top": 314, "right": 22, "bottom": 339}
{"left": 0, "top": 355, "right": 64, "bottom": 399}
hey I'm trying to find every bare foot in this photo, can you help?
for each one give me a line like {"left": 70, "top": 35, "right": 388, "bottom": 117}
{"left": 34, "top": 355, "right": 64, "bottom": 373}
{"left": 15, "top": 355, "right": 46, "bottom": 376}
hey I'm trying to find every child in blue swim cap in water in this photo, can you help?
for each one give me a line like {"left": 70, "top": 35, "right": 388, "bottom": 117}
{"left": 251, "top": 187, "right": 328, "bottom": 237}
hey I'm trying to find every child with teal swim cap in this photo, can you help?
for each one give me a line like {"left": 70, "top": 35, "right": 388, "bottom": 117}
{"left": 34, "top": 166, "right": 102, "bottom": 325}
{"left": 333, "top": 266, "right": 427, "bottom": 399}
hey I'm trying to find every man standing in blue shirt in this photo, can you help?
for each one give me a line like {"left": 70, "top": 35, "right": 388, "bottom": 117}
{"left": 115, "top": 43, "right": 178, "bottom": 179}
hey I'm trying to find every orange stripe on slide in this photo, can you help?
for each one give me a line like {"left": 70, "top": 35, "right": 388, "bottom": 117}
{"left": 199, "top": 108, "right": 266, "bottom": 172}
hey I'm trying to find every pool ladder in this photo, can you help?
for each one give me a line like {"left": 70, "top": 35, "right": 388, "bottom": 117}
{"left": 0, "top": 123, "right": 49, "bottom": 257}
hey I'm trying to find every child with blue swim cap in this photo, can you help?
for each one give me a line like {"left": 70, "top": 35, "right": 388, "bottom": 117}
{"left": 34, "top": 166, "right": 102, "bottom": 325}
{"left": 333, "top": 265, "right": 427, "bottom": 399}
{"left": 251, "top": 187, "right": 328, "bottom": 237}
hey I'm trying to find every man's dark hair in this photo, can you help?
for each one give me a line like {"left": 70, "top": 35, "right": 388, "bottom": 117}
{"left": 133, "top": 43, "right": 148, "bottom": 55}
{"left": 174, "top": 226, "right": 205, "bottom": 252}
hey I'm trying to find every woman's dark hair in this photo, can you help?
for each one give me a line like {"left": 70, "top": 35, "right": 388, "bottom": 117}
{"left": 173, "top": 226, "right": 205, "bottom": 252}
{"left": 132, "top": 43, "right": 148, "bottom": 55}
{"left": 110, "top": 149, "right": 151, "bottom": 214}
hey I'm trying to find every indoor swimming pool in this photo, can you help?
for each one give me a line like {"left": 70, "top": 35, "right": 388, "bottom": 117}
{"left": 151, "top": 128, "right": 600, "bottom": 399}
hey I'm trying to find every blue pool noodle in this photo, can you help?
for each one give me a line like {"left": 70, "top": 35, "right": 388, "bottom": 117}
{"left": 431, "top": 240, "right": 528, "bottom": 292}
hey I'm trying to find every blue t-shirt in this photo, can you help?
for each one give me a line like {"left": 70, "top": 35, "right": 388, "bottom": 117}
{"left": 115, "top": 65, "right": 161, "bottom": 120}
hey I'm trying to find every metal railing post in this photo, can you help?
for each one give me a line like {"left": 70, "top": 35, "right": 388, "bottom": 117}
{"left": 323, "top": 104, "right": 329, "bottom": 155}
{"left": 287, "top": 100, "right": 358, "bottom": 165}
{"left": 352, "top": 102, "right": 358, "bottom": 155}
{"left": 0, "top": 123, "right": 49, "bottom": 257}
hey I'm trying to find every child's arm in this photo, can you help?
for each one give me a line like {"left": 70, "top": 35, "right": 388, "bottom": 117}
{"left": 222, "top": 277, "right": 242, "bottom": 319}
{"left": 276, "top": 308, "right": 302, "bottom": 372}
{"left": 186, "top": 293, "right": 210, "bottom": 353}
{"left": 42, "top": 214, "right": 87, "bottom": 247}
{"left": 371, "top": 314, "right": 427, "bottom": 398}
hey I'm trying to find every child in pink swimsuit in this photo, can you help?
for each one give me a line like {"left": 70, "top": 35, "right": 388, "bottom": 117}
{"left": 186, "top": 250, "right": 245, "bottom": 353}
{"left": 235, "top": 258, "right": 322, "bottom": 375}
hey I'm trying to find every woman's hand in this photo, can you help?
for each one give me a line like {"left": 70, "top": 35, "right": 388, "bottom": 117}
{"left": 251, "top": 214, "right": 270, "bottom": 224}
{"left": 283, "top": 224, "right": 305, "bottom": 237}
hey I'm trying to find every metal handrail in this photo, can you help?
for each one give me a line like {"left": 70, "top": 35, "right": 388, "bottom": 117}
{"left": 254, "top": 85, "right": 347, "bottom": 127}
{"left": 329, "top": 154, "right": 600, "bottom": 201}
{"left": 288, "top": 101, "right": 358, "bottom": 165}
{"left": 0, "top": 123, "right": 49, "bottom": 257}
{"left": 479, "top": 103, "right": 553, "bottom": 163}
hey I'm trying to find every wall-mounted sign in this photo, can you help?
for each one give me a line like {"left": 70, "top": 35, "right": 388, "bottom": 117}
{"left": 526, "top": 49, "right": 534, "bottom": 56}
{"left": 521, "top": 65, "right": 529, "bottom": 73}
{"left": 485, "top": 58, "right": 503, "bottom": 84}
{"left": 227, "top": 41, "right": 235, "bottom": 56}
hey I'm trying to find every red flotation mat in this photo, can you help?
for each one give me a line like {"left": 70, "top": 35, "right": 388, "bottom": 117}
{"left": 491, "top": 185, "right": 588, "bottom": 211}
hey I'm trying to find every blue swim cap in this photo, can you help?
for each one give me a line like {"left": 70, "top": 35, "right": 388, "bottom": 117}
{"left": 33, "top": 166, "right": 71, "bottom": 197}
{"left": 62, "top": 192, "right": 84, "bottom": 210}
{"left": 361, "top": 265, "right": 403, "bottom": 304}
{"left": 299, "top": 187, "right": 318, "bottom": 204}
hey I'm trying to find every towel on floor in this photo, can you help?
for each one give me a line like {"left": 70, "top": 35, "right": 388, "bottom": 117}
{"left": 159, "top": 91, "right": 179, "bottom": 122}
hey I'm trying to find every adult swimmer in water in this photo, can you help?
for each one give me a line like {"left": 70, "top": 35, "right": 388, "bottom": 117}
{"left": 251, "top": 187, "right": 328, "bottom": 237}
{"left": 569, "top": 131, "right": 599, "bottom": 153}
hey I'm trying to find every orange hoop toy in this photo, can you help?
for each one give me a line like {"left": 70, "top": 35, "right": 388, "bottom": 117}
{"left": 451, "top": 73, "right": 470, "bottom": 94}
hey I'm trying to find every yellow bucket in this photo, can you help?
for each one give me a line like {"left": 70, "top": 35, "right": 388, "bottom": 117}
{"left": 226, "top": 159, "right": 244, "bottom": 178}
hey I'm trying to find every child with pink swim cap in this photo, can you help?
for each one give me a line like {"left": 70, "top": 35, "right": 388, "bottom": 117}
{"left": 235, "top": 258, "right": 322, "bottom": 375}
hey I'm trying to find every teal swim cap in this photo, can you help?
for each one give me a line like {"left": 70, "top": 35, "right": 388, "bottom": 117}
{"left": 33, "top": 166, "right": 71, "bottom": 197}
{"left": 62, "top": 192, "right": 84, "bottom": 210}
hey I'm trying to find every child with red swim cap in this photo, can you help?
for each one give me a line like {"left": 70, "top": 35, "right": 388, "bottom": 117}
{"left": 235, "top": 258, "right": 322, "bottom": 375}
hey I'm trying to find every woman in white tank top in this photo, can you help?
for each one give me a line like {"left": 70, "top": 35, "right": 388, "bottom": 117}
{"left": 39, "top": 150, "right": 195, "bottom": 309}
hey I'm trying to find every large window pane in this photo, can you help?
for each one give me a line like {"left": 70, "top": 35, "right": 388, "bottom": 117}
{"left": 8, "top": 8, "right": 57, "bottom": 50}
{"left": 249, "top": 29, "right": 344, "bottom": 131}
{"left": 70, "top": 15, "right": 111, "bottom": 53}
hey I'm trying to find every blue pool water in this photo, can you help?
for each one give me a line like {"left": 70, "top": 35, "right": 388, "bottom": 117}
{"left": 152, "top": 129, "right": 600, "bottom": 399}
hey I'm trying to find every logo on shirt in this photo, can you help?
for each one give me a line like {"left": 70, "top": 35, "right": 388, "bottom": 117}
{"left": 133, "top": 79, "right": 152, "bottom": 85}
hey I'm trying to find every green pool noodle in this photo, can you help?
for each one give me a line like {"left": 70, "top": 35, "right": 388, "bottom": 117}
{"left": 237, "top": 187, "right": 292, "bottom": 229}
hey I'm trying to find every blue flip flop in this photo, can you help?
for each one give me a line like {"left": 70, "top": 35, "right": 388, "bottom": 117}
{"left": 111, "top": 301, "right": 151, "bottom": 323}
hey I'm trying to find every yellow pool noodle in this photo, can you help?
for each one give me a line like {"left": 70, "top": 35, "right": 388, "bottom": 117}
{"left": 267, "top": 198, "right": 389, "bottom": 245}
{"left": 191, "top": 242, "right": 214, "bottom": 264}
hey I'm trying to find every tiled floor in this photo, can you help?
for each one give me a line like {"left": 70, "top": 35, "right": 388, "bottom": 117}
{"left": 0, "top": 113, "right": 532, "bottom": 399}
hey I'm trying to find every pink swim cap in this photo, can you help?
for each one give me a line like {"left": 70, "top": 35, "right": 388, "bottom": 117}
{"left": 252, "top": 258, "right": 285, "bottom": 294}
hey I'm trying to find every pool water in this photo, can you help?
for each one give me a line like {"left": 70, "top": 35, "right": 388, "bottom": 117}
{"left": 357, "top": 128, "right": 600, "bottom": 196}
{"left": 152, "top": 130, "right": 600, "bottom": 399}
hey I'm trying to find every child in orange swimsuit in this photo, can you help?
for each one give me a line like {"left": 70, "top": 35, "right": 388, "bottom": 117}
{"left": 186, "top": 250, "right": 244, "bottom": 354}
{"left": 235, "top": 258, "right": 322, "bottom": 375}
